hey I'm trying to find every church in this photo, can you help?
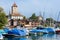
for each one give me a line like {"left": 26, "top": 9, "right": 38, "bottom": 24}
{"left": 8, "top": 2, "right": 24, "bottom": 26}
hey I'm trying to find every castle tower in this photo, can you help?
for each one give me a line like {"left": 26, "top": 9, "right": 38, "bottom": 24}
{"left": 10, "top": 2, "right": 24, "bottom": 20}
{"left": 12, "top": 2, "right": 18, "bottom": 14}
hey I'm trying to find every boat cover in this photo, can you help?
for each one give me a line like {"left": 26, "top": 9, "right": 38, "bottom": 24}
{"left": 8, "top": 28, "right": 27, "bottom": 36}
{"left": 0, "top": 30, "right": 7, "bottom": 34}
{"left": 4, "top": 28, "right": 9, "bottom": 33}
{"left": 45, "top": 28, "right": 54, "bottom": 33}
{"left": 30, "top": 29, "right": 44, "bottom": 33}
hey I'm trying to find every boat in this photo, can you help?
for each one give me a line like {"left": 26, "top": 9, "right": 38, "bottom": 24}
{"left": 3, "top": 25, "right": 30, "bottom": 37}
{"left": 29, "top": 26, "right": 46, "bottom": 35}
{"left": 55, "top": 27, "right": 60, "bottom": 34}
{"left": 30, "top": 26, "right": 55, "bottom": 35}
{"left": 3, "top": 27, "right": 10, "bottom": 33}
{"left": 0, "top": 34, "right": 3, "bottom": 40}
{"left": 0, "top": 29, "right": 7, "bottom": 35}
{"left": 45, "top": 27, "right": 55, "bottom": 34}
{"left": 7, "top": 28, "right": 28, "bottom": 36}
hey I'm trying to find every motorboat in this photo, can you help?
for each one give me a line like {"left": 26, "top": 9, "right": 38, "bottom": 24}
{"left": 29, "top": 26, "right": 46, "bottom": 35}
{"left": 45, "top": 27, "right": 55, "bottom": 34}
{"left": 55, "top": 27, "right": 60, "bottom": 34}
{"left": 0, "top": 29, "right": 7, "bottom": 35}
{"left": 0, "top": 34, "right": 3, "bottom": 40}
{"left": 30, "top": 26, "right": 55, "bottom": 35}
{"left": 8, "top": 28, "right": 28, "bottom": 36}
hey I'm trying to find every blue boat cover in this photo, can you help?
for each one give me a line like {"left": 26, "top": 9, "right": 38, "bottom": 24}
{"left": 4, "top": 28, "right": 9, "bottom": 33}
{"left": 45, "top": 28, "right": 54, "bottom": 32}
{"left": 0, "top": 30, "right": 7, "bottom": 34}
{"left": 8, "top": 28, "right": 27, "bottom": 36}
{"left": 30, "top": 29, "right": 43, "bottom": 33}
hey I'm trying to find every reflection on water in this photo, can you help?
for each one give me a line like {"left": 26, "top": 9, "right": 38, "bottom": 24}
{"left": 4, "top": 34, "right": 60, "bottom": 40}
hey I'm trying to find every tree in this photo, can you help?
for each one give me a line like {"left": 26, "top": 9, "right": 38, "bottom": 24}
{"left": 0, "top": 7, "right": 8, "bottom": 29}
{"left": 46, "top": 18, "right": 55, "bottom": 26}
{"left": 23, "top": 16, "right": 26, "bottom": 19}
{"left": 29, "top": 13, "right": 37, "bottom": 20}
{"left": 0, "top": 7, "right": 3, "bottom": 12}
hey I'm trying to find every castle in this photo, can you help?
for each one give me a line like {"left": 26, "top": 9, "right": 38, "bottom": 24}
{"left": 7, "top": 2, "right": 43, "bottom": 28}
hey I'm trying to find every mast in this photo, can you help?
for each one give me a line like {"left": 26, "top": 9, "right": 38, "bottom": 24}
{"left": 56, "top": 11, "right": 60, "bottom": 27}
{"left": 57, "top": 12, "right": 60, "bottom": 21}
{"left": 43, "top": 11, "right": 45, "bottom": 26}
{"left": 39, "top": 11, "right": 42, "bottom": 25}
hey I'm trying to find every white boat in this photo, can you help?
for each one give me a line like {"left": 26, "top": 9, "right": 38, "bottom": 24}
{"left": 55, "top": 27, "right": 60, "bottom": 34}
{"left": 0, "top": 34, "right": 3, "bottom": 40}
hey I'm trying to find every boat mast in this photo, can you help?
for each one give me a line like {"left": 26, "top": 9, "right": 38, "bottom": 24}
{"left": 57, "top": 12, "right": 60, "bottom": 21}
{"left": 43, "top": 12, "right": 45, "bottom": 25}
{"left": 56, "top": 11, "right": 60, "bottom": 27}
{"left": 49, "top": 13, "right": 51, "bottom": 27}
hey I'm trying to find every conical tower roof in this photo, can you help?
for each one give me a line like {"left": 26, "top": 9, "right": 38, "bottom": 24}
{"left": 12, "top": 2, "right": 17, "bottom": 7}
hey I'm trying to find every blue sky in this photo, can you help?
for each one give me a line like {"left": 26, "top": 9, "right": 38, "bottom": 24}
{"left": 0, "top": 0, "right": 60, "bottom": 20}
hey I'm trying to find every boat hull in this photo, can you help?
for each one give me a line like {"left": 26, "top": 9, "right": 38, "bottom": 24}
{"left": 56, "top": 30, "right": 60, "bottom": 34}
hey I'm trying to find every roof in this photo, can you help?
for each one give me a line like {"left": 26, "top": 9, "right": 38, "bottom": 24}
{"left": 12, "top": 2, "right": 17, "bottom": 7}
{"left": 11, "top": 13, "right": 24, "bottom": 16}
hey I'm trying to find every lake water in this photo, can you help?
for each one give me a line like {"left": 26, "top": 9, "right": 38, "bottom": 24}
{"left": 3, "top": 34, "right": 60, "bottom": 40}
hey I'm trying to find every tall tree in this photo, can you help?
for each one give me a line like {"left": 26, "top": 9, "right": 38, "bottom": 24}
{"left": 0, "top": 7, "right": 8, "bottom": 29}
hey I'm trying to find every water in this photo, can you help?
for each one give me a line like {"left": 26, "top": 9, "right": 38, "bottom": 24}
{"left": 3, "top": 34, "right": 60, "bottom": 40}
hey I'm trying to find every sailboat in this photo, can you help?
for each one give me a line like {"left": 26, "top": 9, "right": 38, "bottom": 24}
{"left": 55, "top": 12, "right": 60, "bottom": 34}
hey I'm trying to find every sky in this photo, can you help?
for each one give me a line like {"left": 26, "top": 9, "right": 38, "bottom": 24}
{"left": 0, "top": 0, "right": 60, "bottom": 20}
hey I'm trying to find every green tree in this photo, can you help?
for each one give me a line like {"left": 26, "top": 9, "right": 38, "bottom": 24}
{"left": 46, "top": 18, "right": 54, "bottom": 23}
{"left": 46, "top": 18, "right": 55, "bottom": 26}
{"left": 29, "top": 13, "right": 37, "bottom": 20}
{"left": 23, "top": 16, "right": 26, "bottom": 19}
{"left": 0, "top": 7, "right": 8, "bottom": 29}
{"left": 0, "top": 7, "right": 3, "bottom": 12}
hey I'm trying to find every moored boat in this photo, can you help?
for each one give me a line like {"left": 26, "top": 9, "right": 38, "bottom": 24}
{"left": 0, "top": 34, "right": 3, "bottom": 40}
{"left": 29, "top": 26, "right": 46, "bottom": 36}
{"left": 55, "top": 27, "right": 60, "bottom": 34}
{"left": 7, "top": 28, "right": 29, "bottom": 36}
{"left": 30, "top": 26, "right": 55, "bottom": 35}
{"left": 45, "top": 27, "right": 55, "bottom": 34}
